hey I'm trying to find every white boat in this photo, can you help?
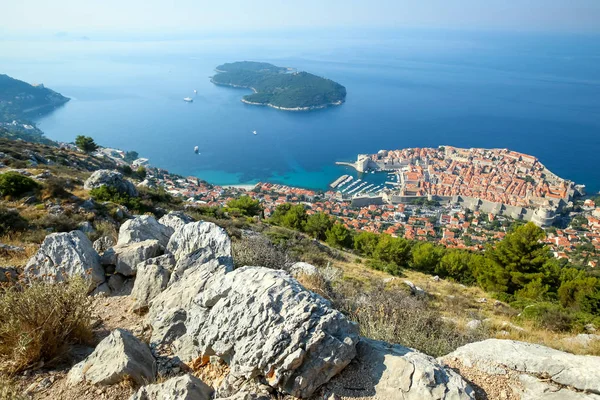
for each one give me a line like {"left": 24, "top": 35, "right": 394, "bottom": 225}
{"left": 194, "top": 146, "right": 199, "bottom": 154}
{"left": 184, "top": 97, "right": 193, "bottom": 102}
{"left": 252, "top": 130, "right": 257, "bottom": 135}
{"left": 193, "top": 89, "right": 197, "bottom": 94}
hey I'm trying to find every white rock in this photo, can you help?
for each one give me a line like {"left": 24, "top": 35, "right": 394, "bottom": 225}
{"left": 158, "top": 211, "right": 194, "bottom": 232}
{"left": 77, "top": 221, "right": 95, "bottom": 234}
{"left": 91, "top": 282, "right": 111, "bottom": 297}
{"left": 147, "top": 259, "right": 232, "bottom": 345}
{"left": 166, "top": 221, "right": 231, "bottom": 264}
{"left": 442, "top": 339, "right": 600, "bottom": 398}
{"left": 562, "top": 334, "right": 600, "bottom": 348}
{"left": 84, "top": 169, "right": 138, "bottom": 197}
{"left": 130, "top": 374, "right": 213, "bottom": 400}
{"left": 131, "top": 256, "right": 172, "bottom": 313}
{"left": 169, "top": 266, "right": 359, "bottom": 398}
{"left": 25, "top": 230, "right": 104, "bottom": 288}
{"left": 67, "top": 329, "right": 156, "bottom": 386}
{"left": 94, "top": 236, "right": 115, "bottom": 255}
{"left": 118, "top": 215, "right": 173, "bottom": 247}
{"left": 108, "top": 273, "right": 126, "bottom": 293}
{"left": 500, "top": 321, "right": 525, "bottom": 332}
{"left": 111, "top": 239, "right": 163, "bottom": 276}
{"left": 403, "top": 280, "right": 426, "bottom": 296}
{"left": 465, "top": 320, "right": 482, "bottom": 330}
{"left": 323, "top": 338, "right": 475, "bottom": 400}
{"left": 289, "top": 262, "right": 319, "bottom": 277}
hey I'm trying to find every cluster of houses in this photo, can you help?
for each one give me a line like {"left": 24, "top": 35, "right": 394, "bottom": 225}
{"left": 132, "top": 153, "right": 595, "bottom": 269}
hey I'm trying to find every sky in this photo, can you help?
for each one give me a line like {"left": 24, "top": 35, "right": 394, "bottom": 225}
{"left": 2, "top": 0, "right": 600, "bottom": 35}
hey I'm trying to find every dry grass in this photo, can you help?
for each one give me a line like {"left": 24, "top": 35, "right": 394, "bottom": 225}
{"left": 321, "top": 248, "right": 600, "bottom": 357}
{"left": 0, "top": 278, "right": 94, "bottom": 374}
{"left": 232, "top": 235, "right": 294, "bottom": 270}
{"left": 0, "top": 238, "right": 38, "bottom": 268}
{"left": 295, "top": 271, "right": 331, "bottom": 299}
{"left": 0, "top": 376, "right": 27, "bottom": 400}
{"left": 332, "top": 281, "right": 488, "bottom": 357}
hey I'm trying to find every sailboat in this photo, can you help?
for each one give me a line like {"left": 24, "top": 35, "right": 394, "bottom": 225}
{"left": 253, "top": 130, "right": 257, "bottom": 135}
{"left": 194, "top": 89, "right": 197, "bottom": 94}
{"left": 194, "top": 146, "right": 199, "bottom": 154}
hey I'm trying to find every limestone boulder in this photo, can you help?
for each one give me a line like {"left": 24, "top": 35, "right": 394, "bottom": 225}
{"left": 403, "top": 280, "right": 426, "bottom": 296}
{"left": 84, "top": 169, "right": 138, "bottom": 197}
{"left": 77, "top": 221, "right": 95, "bottom": 234}
{"left": 130, "top": 374, "right": 213, "bottom": 400}
{"left": 67, "top": 329, "right": 156, "bottom": 386}
{"left": 562, "top": 334, "right": 600, "bottom": 349}
{"left": 130, "top": 255, "right": 174, "bottom": 313}
{"left": 118, "top": 215, "right": 173, "bottom": 247}
{"left": 93, "top": 235, "right": 115, "bottom": 255}
{"left": 169, "top": 266, "right": 359, "bottom": 398}
{"left": 92, "top": 282, "right": 111, "bottom": 297}
{"left": 289, "top": 262, "right": 319, "bottom": 277}
{"left": 24, "top": 230, "right": 104, "bottom": 288}
{"left": 166, "top": 221, "right": 232, "bottom": 265}
{"left": 158, "top": 211, "right": 194, "bottom": 232}
{"left": 109, "top": 239, "right": 163, "bottom": 276}
{"left": 442, "top": 339, "right": 600, "bottom": 399}
{"left": 465, "top": 320, "right": 482, "bottom": 330}
{"left": 323, "top": 338, "right": 474, "bottom": 400}
{"left": 108, "top": 273, "right": 127, "bottom": 293}
{"left": 147, "top": 259, "right": 232, "bottom": 345}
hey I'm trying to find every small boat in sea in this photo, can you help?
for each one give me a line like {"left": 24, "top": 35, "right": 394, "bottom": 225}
{"left": 194, "top": 89, "right": 197, "bottom": 94}
{"left": 184, "top": 97, "right": 193, "bottom": 102}
{"left": 253, "top": 130, "right": 257, "bottom": 135}
{"left": 194, "top": 146, "right": 199, "bottom": 154}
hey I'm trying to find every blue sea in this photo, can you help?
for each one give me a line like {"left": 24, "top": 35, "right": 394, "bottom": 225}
{"left": 1, "top": 29, "right": 599, "bottom": 192}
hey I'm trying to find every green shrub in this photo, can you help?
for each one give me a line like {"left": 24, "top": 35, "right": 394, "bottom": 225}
{"left": 366, "top": 259, "right": 403, "bottom": 276}
{"left": 226, "top": 195, "right": 262, "bottom": 217}
{"left": 325, "top": 222, "right": 353, "bottom": 249}
{"left": 0, "top": 207, "right": 28, "bottom": 236}
{"left": 90, "top": 186, "right": 143, "bottom": 213}
{"left": 518, "top": 302, "right": 574, "bottom": 332}
{"left": 34, "top": 214, "right": 82, "bottom": 233}
{"left": 0, "top": 278, "right": 93, "bottom": 373}
{"left": 75, "top": 135, "right": 98, "bottom": 153}
{"left": 188, "top": 205, "right": 226, "bottom": 220}
{"left": 135, "top": 166, "right": 147, "bottom": 180}
{"left": 41, "top": 176, "right": 72, "bottom": 200}
{"left": 0, "top": 172, "right": 39, "bottom": 198}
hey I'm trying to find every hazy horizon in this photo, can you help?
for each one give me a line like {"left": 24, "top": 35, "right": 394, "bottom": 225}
{"left": 2, "top": 0, "right": 600, "bottom": 37}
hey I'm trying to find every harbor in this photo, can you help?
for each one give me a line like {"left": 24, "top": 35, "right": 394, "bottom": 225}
{"left": 329, "top": 169, "right": 397, "bottom": 199}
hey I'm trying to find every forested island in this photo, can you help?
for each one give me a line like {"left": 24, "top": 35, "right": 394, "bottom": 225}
{"left": 0, "top": 74, "right": 69, "bottom": 144}
{"left": 211, "top": 61, "right": 346, "bottom": 110}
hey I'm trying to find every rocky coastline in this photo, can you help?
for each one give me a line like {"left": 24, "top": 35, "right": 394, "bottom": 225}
{"left": 211, "top": 79, "right": 345, "bottom": 111}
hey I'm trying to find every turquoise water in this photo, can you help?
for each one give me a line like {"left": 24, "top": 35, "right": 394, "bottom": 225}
{"left": 1, "top": 30, "right": 599, "bottom": 191}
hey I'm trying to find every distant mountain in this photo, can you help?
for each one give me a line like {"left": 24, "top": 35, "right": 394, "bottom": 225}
{"left": 0, "top": 74, "right": 69, "bottom": 120}
{"left": 0, "top": 74, "right": 69, "bottom": 144}
{"left": 211, "top": 61, "right": 346, "bottom": 111}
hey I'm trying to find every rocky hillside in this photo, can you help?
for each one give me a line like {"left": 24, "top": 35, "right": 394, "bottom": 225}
{"left": 0, "top": 74, "right": 69, "bottom": 144}
{"left": 1, "top": 138, "right": 600, "bottom": 399}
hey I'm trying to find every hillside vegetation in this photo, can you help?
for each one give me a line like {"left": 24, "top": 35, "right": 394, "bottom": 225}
{"left": 211, "top": 61, "right": 346, "bottom": 109}
{"left": 0, "top": 74, "right": 69, "bottom": 144}
{"left": 0, "top": 137, "right": 599, "bottom": 399}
